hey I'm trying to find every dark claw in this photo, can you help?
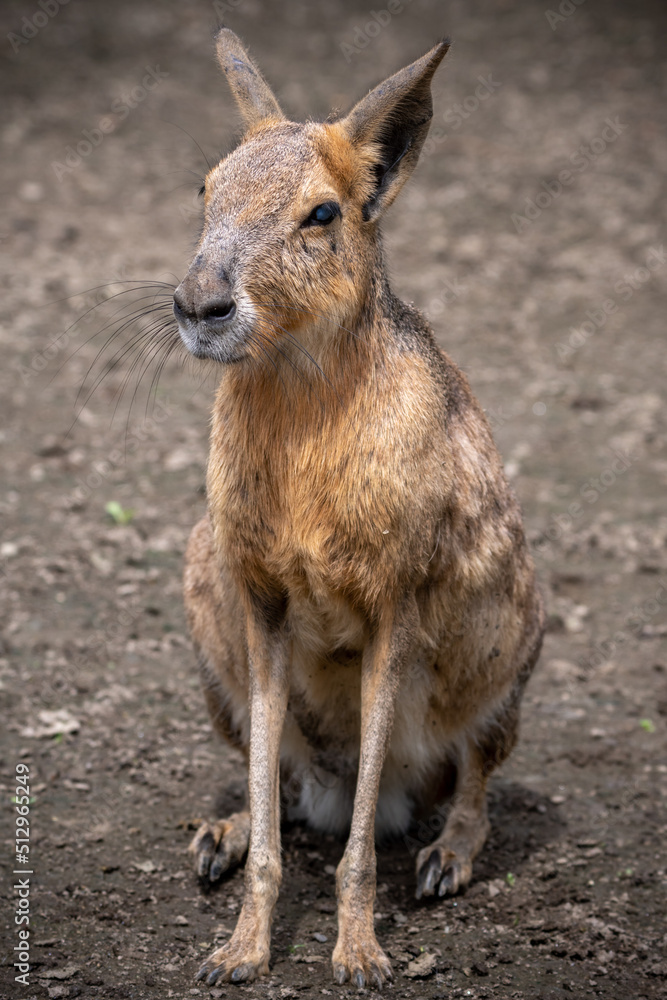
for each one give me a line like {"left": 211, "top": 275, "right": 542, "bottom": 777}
{"left": 231, "top": 963, "right": 253, "bottom": 982}
{"left": 438, "top": 862, "right": 460, "bottom": 897}
{"left": 354, "top": 969, "right": 366, "bottom": 988}
{"left": 197, "top": 831, "right": 215, "bottom": 878}
{"left": 198, "top": 832, "right": 215, "bottom": 854}
{"left": 210, "top": 851, "right": 229, "bottom": 882}
{"left": 416, "top": 848, "right": 441, "bottom": 899}
{"left": 333, "top": 963, "right": 348, "bottom": 985}
{"left": 207, "top": 966, "right": 222, "bottom": 986}
{"left": 370, "top": 963, "right": 384, "bottom": 989}
{"left": 195, "top": 964, "right": 209, "bottom": 982}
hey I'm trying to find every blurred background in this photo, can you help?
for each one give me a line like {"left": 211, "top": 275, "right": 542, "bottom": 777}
{"left": 1, "top": 1, "right": 666, "bottom": 997}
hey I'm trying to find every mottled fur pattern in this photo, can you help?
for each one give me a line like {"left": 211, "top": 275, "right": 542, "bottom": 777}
{"left": 175, "top": 29, "right": 544, "bottom": 989}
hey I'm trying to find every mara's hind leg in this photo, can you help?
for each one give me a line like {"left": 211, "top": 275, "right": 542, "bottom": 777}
{"left": 415, "top": 626, "right": 543, "bottom": 899}
{"left": 415, "top": 737, "right": 490, "bottom": 899}
{"left": 184, "top": 516, "right": 250, "bottom": 883}
{"left": 190, "top": 812, "right": 250, "bottom": 882}
{"left": 189, "top": 659, "right": 250, "bottom": 882}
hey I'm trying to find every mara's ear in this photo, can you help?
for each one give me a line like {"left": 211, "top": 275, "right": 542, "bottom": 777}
{"left": 340, "top": 40, "right": 450, "bottom": 221}
{"left": 215, "top": 27, "right": 284, "bottom": 131}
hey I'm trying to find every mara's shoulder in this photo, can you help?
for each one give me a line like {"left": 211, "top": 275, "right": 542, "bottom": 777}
{"left": 386, "top": 293, "right": 476, "bottom": 412}
{"left": 387, "top": 293, "right": 448, "bottom": 362}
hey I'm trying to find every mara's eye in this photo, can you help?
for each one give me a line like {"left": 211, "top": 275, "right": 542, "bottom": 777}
{"left": 198, "top": 183, "right": 206, "bottom": 197}
{"left": 303, "top": 201, "right": 340, "bottom": 227}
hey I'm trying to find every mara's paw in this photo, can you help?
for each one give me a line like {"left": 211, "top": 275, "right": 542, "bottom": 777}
{"left": 415, "top": 844, "right": 473, "bottom": 899}
{"left": 189, "top": 811, "right": 250, "bottom": 882}
{"left": 195, "top": 939, "right": 269, "bottom": 986}
{"left": 332, "top": 929, "right": 393, "bottom": 989}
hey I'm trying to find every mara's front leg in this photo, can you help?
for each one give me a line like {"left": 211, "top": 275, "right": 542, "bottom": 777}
{"left": 332, "top": 597, "right": 418, "bottom": 989}
{"left": 197, "top": 614, "right": 289, "bottom": 985}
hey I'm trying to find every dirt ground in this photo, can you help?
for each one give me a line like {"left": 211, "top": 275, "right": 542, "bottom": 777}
{"left": 1, "top": 0, "right": 666, "bottom": 998}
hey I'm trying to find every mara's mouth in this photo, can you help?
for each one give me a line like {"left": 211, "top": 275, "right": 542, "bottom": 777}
{"left": 172, "top": 295, "right": 314, "bottom": 366}
{"left": 174, "top": 309, "right": 251, "bottom": 364}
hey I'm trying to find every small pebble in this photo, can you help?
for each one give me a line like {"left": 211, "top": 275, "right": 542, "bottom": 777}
{"left": 19, "top": 181, "right": 44, "bottom": 202}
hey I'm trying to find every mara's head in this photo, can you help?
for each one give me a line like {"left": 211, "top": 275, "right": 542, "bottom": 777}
{"left": 174, "top": 28, "right": 449, "bottom": 366}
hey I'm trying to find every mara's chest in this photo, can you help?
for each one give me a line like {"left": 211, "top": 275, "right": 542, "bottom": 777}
{"left": 206, "top": 367, "right": 451, "bottom": 611}
{"left": 208, "top": 442, "right": 399, "bottom": 606}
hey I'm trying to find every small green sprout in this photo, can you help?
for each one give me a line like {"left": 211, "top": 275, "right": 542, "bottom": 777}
{"left": 639, "top": 719, "right": 655, "bottom": 733}
{"left": 105, "top": 500, "right": 135, "bottom": 525}
{"left": 505, "top": 872, "right": 516, "bottom": 887}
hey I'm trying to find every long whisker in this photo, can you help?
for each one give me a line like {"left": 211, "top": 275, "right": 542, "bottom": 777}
{"left": 74, "top": 297, "right": 174, "bottom": 382}
{"left": 39, "top": 278, "right": 178, "bottom": 310}
{"left": 248, "top": 334, "right": 288, "bottom": 395}
{"left": 146, "top": 336, "right": 181, "bottom": 414}
{"left": 160, "top": 119, "right": 214, "bottom": 173}
{"left": 118, "top": 328, "right": 180, "bottom": 431}
{"left": 91, "top": 319, "right": 177, "bottom": 411}
{"left": 51, "top": 285, "right": 176, "bottom": 386}
{"left": 254, "top": 314, "right": 363, "bottom": 441}
{"left": 253, "top": 322, "right": 316, "bottom": 393}
{"left": 72, "top": 307, "right": 177, "bottom": 411}
{"left": 256, "top": 327, "right": 327, "bottom": 407}
{"left": 74, "top": 303, "right": 176, "bottom": 410}
{"left": 38, "top": 271, "right": 196, "bottom": 448}
{"left": 251, "top": 301, "right": 364, "bottom": 342}
{"left": 271, "top": 323, "right": 330, "bottom": 383}
{"left": 111, "top": 332, "right": 182, "bottom": 454}
{"left": 273, "top": 323, "right": 347, "bottom": 419}
{"left": 253, "top": 308, "right": 334, "bottom": 406}
{"left": 69, "top": 336, "right": 150, "bottom": 430}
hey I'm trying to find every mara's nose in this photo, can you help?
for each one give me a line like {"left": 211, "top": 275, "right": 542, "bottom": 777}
{"left": 173, "top": 277, "right": 236, "bottom": 326}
